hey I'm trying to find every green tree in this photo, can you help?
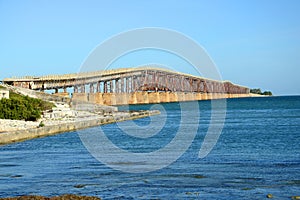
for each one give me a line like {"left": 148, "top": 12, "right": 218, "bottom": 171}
{"left": 250, "top": 88, "right": 262, "bottom": 94}
{"left": 262, "top": 91, "right": 272, "bottom": 96}
{"left": 250, "top": 88, "right": 272, "bottom": 96}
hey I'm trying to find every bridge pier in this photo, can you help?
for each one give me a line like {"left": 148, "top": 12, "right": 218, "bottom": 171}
{"left": 89, "top": 83, "right": 94, "bottom": 93}
{"left": 70, "top": 90, "right": 254, "bottom": 106}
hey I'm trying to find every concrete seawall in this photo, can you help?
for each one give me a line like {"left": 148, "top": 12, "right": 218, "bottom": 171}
{"left": 73, "top": 92, "right": 257, "bottom": 106}
{"left": 0, "top": 110, "right": 160, "bottom": 145}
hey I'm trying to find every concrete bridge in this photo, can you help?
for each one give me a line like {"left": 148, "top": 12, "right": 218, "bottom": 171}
{"left": 3, "top": 67, "right": 251, "bottom": 105}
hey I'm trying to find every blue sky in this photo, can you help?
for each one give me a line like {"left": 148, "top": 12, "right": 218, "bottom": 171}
{"left": 0, "top": 0, "right": 299, "bottom": 95}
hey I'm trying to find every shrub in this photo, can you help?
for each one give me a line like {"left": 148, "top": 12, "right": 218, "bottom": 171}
{"left": 250, "top": 88, "right": 262, "bottom": 94}
{"left": 38, "top": 121, "right": 45, "bottom": 127}
{"left": 0, "top": 91, "right": 55, "bottom": 121}
{"left": 262, "top": 91, "right": 272, "bottom": 96}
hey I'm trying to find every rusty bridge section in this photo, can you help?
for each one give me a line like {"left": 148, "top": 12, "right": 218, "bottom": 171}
{"left": 3, "top": 67, "right": 250, "bottom": 105}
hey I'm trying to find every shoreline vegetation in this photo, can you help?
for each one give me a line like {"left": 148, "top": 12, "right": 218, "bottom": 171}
{"left": 0, "top": 89, "right": 55, "bottom": 121}
{"left": 250, "top": 88, "right": 273, "bottom": 96}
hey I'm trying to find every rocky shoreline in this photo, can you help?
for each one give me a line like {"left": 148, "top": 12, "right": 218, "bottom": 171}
{"left": 0, "top": 85, "right": 160, "bottom": 145}
{"left": 0, "top": 109, "right": 138, "bottom": 133}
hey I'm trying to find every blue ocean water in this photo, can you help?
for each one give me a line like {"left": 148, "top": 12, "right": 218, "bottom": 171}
{"left": 0, "top": 96, "right": 299, "bottom": 199}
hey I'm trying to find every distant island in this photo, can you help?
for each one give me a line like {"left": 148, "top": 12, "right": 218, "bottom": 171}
{"left": 250, "top": 88, "right": 272, "bottom": 96}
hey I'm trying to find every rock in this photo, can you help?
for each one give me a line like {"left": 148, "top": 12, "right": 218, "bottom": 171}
{"left": 193, "top": 175, "right": 205, "bottom": 179}
{"left": 74, "top": 184, "right": 86, "bottom": 188}
{"left": 291, "top": 196, "right": 300, "bottom": 200}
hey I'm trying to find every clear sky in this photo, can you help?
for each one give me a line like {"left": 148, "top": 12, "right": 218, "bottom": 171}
{"left": 0, "top": 0, "right": 299, "bottom": 95}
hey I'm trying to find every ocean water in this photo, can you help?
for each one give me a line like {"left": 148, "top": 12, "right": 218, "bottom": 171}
{"left": 0, "top": 96, "right": 299, "bottom": 199}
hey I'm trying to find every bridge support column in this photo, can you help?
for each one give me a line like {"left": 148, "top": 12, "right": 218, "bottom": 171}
{"left": 169, "top": 92, "right": 178, "bottom": 102}
{"left": 90, "top": 83, "right": 94, "bottom": 93}
{"left": 96, "top": 81, "right": 100, "bottom": 93}
{"left": 74, "top": 86, "right": 78, "bottom": 93}
{"left": 120, "top": 78, "right": 123, "bottom": 93}
{"left": 129, "top": 92, "right": 137, "bottom": 104}
{"left": 148, "top": 92, "right": 160, "bottom": 104}
{"left": 132, "top": 76, "right": 136, "bottom": 92}
{"left": 139, "top": 75, "right": 144, "bottom": 88}
{"left": 159, "top": 92, "right": 170, "bottom": 103}
{"left": 80, "top": 85, "right": 85, "bottom": 93}
{"left": 125, "top": 77, "right": 129, "bottom": 93}
{"left": 173, "top": 76, "right": 178, "bottom": 92}
{"left": 89, "top": 93, "right": 105, "bottom": 104}
{"left": 189, "top": 78, "right": 193, "bottom": 92}
{"left": 109, "top": 80, "right": 113, "bottom": 93}
{"left": 115, "top": 79, "right": 119, "bottom": 93}
{"left": 135, "top": 92, "right": 144, "bottom": 104}
{"left": 180, "top": 76, "right": 184, "bottom": 92}
{"left": 207, "top": 93, "right": 212, "bottom": 99}
{"left": 104, "top": 81, "right": 108, "bottom": 93}
{"left": 72, "top": 93, "right": 88, "bottom": 102}
{"left": 115, "top": 92, "right": 129, "bottom": 105}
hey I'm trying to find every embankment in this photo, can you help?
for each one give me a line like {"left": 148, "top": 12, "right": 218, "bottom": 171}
{"left": 0, "top": 110, "right": 160, "bottom": 145}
